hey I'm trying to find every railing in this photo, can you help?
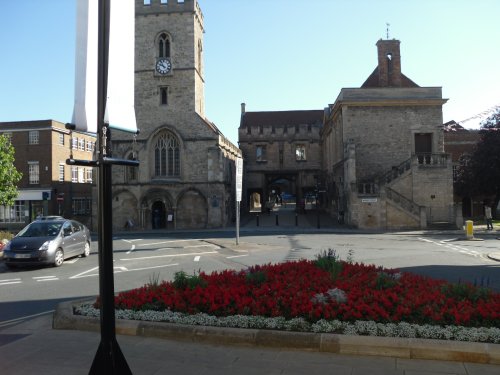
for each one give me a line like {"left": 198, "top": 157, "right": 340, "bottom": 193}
{"left": 415, "top": 153, "right": 449, "bottom": 166}
{"left": 377, "top": 157, "right": 412, "bottom": 185}
{"left": 385, "top": 187, "right": 421, "bottom": 217}
{"left": 357, "top": 182, "right": 378, "bottom": 196}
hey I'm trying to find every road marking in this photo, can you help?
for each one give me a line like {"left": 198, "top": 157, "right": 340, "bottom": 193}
{"left": 70, "top": 266, "right": 99, "bottom": 279}
{"left": 65, "top": 258, "right": 79, "bottom": 264}
{"left": 125, "top": 263, "right": 179, "bottom": 272}
{"left": 418, "top": 237, "right": 482, "bottom": 258}
{"left": 194, "top": 256, "right": 200, "bottom": 262}
{"left": 135, "top": 239, "right": 197, "bottom": 247}
{"left": 33, "top": 276, "right": 59, "bottom": 282}
{"left": 226, "top": 254, "right": 249, "bottom": 259}
{"left": 126, "top": 244, "right": 136, "bottom": 254}
{"left": 114, "top": 266, "right": 128, "bottom": 273}
{"left": 120, "top": 250, "right": 217, "bottom": 261}
{"left": 0, "top": 310, "right": 54, "bottom": 328}
{"left": 0, "top": 278, "right": 22, "bottom": 286}
{"left": 185, "top": 244, "right": 220, "bottom": 249}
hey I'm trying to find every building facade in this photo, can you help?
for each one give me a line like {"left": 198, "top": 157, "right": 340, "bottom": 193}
{"left": 238, "top": 105, "right": 324, "bottom": 212}
{"left": 0, "top": 120, "right": 96, "bottom": 230}
{"left": 321, "top": 39, "right": 454, "bottom": 229}
{"left": 240, "top": 39, "right": 455, "bottom": 230}
{"left": 107, "top": 0, "right": 241, "bottom": 231}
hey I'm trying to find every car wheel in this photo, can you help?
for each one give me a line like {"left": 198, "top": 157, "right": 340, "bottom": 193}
{"left": 82, "top": 242, "right": 90, "bottom": 257}
{"left": 54, "top": 249, "right": 64, "bottom": 267}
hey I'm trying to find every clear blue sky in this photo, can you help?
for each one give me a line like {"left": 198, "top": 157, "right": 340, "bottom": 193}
{"left": 1, "top": 0, "right": 499, "bottom": 144}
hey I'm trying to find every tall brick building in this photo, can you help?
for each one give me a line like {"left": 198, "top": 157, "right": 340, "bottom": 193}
{"left": 0, "top": 120, "right": 96, "bottom": 230}
{"left": 108, "top": 0, "right": 241, "bottom": 231}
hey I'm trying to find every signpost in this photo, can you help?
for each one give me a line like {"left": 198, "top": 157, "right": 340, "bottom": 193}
{"left": 235, "top": 157, "right": 243, "bottom": 245}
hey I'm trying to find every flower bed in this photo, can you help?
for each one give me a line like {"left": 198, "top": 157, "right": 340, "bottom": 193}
{"left": 84, "top": 252, "right": 500, "bottom": 343}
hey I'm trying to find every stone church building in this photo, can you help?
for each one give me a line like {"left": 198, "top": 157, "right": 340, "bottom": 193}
{"left": 104, "top": 0, "right": 454, "bottom": 231}
{"left": 108, "top": 0, "right": 241, "bottom": 231}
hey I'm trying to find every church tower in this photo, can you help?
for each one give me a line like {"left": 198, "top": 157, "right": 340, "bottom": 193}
{"left": 108, "top": 0, "right": 241, "bottom": 231}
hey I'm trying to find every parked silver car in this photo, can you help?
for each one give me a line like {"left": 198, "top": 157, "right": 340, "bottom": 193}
{"left": 3, "top": 218, "right": 91, "bottom": 268}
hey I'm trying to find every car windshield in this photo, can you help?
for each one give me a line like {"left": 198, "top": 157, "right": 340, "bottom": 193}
{"left": 17, "top": 222, "right": 63, "bottom": 238}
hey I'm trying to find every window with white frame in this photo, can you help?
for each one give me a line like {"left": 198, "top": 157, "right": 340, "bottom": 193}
{"left": 59, "top": 163, "right": 65, "bottom": 182}
{"left": 78, "top": 138, "right": 85, "bottom": 150}
{"left": 59, "top": 133, "right": 65, "bottom": 145}
{"left": 72, "top": 137, "right": 78, "bottom": 150}
{"left": 28, "top": 161, "right": 39, "bottom": 184}
{"left": 29, "top": 131, "right": 39, "bottom": 144}
{"left": 86, "top": 140, "right": 93, "bottom": 152}
{"left": 0, "top": 201, "right": 25, "bottom": 223}
{"left": 85, "top": 168, "right": 93, "bottom": 183}
{"left": 78, "top": 167, "right": 85, "bottom": 183}
{"left": 71, "top": 166, "right": 78, "bottom": 182}
{"left": 295, "top": 145, "right": 306, "bottom": 161}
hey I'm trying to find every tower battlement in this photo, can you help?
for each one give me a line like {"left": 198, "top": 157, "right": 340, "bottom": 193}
{"left": 136, "top": 0, "right": 203, "bottom": 21}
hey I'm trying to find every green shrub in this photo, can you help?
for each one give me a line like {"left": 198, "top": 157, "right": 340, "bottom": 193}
{"left": 173, "top": 270, "right": 207, "bottom": 290}
{"left": 441, "top": 282, "right": 491, "bottom": 303}
{"left": 314, "top": 248, "right": 342, "bottom": 280}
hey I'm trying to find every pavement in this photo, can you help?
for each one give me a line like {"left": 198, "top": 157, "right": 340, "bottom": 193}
{"left": 1, "top": 210, "right": 500, "bottom": 374}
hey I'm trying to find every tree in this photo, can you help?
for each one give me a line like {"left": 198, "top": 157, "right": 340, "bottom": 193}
{"left": 0, "top": 134, "right": 22, "bottom": 206}
{"left": 455, "top": 108, "right": 500, "bottom": 217}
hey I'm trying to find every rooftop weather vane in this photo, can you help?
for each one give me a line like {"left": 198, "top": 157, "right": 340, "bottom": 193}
{"left": 386, "top": 22, "right": 390, "bottom": 39}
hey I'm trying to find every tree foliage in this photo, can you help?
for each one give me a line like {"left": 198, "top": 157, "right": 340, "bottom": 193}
{"left": 455, "top": 108, "right": 500, "bottom": 215}
{"left": 0, "top": 135, "right": 22, "bottom": 206}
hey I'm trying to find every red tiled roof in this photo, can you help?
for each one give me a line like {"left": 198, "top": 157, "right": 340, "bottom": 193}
{"left": 361, "top": 67, "right": 419, "bottom": 88}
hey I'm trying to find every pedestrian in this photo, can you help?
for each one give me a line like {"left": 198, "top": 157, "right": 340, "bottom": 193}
{"left": 484, "top": 204, "right": 493, "bottom": 230}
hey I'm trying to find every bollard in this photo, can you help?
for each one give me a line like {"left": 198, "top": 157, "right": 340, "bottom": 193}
{"left": 275, "top": 213, "right": 279, "bottom": 226}
{"left": 465, "top": 220, "right": 473, "bottom": 240}
{"left": 256, "top": 214, "right": 259, "bottom": 227}
{"left": 295, "top": 213, "right": 298, "bottom": 226}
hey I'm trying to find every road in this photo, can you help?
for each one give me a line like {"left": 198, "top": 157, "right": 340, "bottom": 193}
{"left": 1, "top": 230, "right": 499, "bottom": 327}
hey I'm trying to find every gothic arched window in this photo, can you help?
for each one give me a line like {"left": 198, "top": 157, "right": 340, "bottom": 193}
{"left": 158, "top": 33, "right": 170, "bottom": 58}
{"left": 154, "top": 131, "right": 180, "bottom": 177}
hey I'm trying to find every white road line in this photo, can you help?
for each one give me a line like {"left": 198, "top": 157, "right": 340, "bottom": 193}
{"left": 126, "top": 263, "right": 179, "bottom": 272}
{"left": 33, "top": 276, "right": 57, "bottom": 280}
{"left": 0, "top": 278, "right": 21, "bottom": 283}
{"left": 126, "top": 244, "right": 136, "bottom": 254}
{"left": 70, "top": 266, "right": 99, "bottom": 279}
{"left": 0, "top": 281, "right": 22, "bottom": 286}
{"left": 135, "top": 239, "right": 196, "bottom": 247}
{"left": 226, "top": 254, "right": 249, "bottom": 259}
{"left": 185, "top": 244, "right": 218, "bottom": 249}
{"left": 120, "top": 250, "right": 217, "bottom": 261}
{"left": 194, "top": 256, "right": 200, "bottom": 262}
{"left": 0, "top": 310, "right": 54, "bottom": 328}
{"left": 36, "top": 278, "right": 59, "bottom": 282}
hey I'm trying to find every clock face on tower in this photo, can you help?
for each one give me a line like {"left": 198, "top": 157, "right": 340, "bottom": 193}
{"left": 156, "top": 58, "right": 171, "bottom": 74}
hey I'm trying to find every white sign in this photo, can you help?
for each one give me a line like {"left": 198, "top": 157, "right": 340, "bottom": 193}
{"left": 72, "top": 0, "right": 137, "bottom": 134}
{"left": 362, "top": 198, "right": 378, "bottom": 203}
{"left": 235, "top": 157, "right": 243, "bottom": 202}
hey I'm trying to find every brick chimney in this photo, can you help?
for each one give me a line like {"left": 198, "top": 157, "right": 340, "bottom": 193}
{"left": 376, "top": 39, "right": 402, "bottom": 87}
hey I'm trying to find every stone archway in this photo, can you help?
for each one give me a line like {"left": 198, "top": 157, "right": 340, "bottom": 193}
{"left": 176, "top": 189, "right": 207, "bottom": 229}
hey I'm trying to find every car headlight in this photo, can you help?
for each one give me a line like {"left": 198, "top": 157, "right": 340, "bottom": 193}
{"left": 39, "top": 241, "right": 52, "bottom": 251}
